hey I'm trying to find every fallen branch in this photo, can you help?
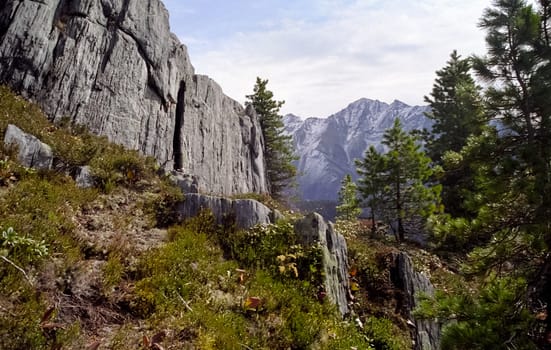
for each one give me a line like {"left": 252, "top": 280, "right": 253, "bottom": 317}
{"left": 1, "top": 255, "right": 32, "bottom": 285}
{"left": 176, "top": 293, "right": 193, "bottom": 312}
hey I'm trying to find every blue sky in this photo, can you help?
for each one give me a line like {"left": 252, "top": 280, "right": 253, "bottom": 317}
{"left": 163, "top": 0, "right": 490, "bottom": 117}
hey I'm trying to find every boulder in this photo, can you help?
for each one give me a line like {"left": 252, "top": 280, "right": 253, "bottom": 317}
{"left": 177, "top": 193, "right": 273, "bottom": 230}
{"left": 3, "top": 124, "right": 53, "bottom": 170}
{"left": 74, "top": 165, "right": 94, "bottom": 188}
{"left": 294, "top": 213, "right": 350, "bottom": 316}
{"left": 392, "top": 252, "right": 441, "bottom": 350}
{"left": 0, "top": 0, "right": 268, "bottom": 196}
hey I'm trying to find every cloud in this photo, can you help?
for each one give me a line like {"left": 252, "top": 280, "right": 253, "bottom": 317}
{"left": 168, "top": 0, "right": 489, "bottom": 117}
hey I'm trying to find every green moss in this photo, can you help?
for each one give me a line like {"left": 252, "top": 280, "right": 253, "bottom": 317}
{"left": 102, "top": 253, "right": 125, "bottom": 291}
{"left": 0, "top": 294, "right": 47, "bottom": 350}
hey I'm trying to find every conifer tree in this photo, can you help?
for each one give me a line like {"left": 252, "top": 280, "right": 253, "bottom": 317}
{"left": 424, "top": 50, "right": 486, "bottom": 161}
{"left": 424, "top": 51, "right": 486, "bottom": 216}
{"left": 423, "top": 1, "right": 551, "bottom": 346}
{"left": 246, "top": 78, "right": 296, "bottom": 198}
{"left": 357, "top": 119, "right": 441, "bottom": 241}
{"left": 336, "top": 174, "right": 361, "bottom": 221}
{"left": 469, "top": 0, "right": 551, "bottom": 274}
{"left": 356, "top": 146, "right": 385, "bottom": 236}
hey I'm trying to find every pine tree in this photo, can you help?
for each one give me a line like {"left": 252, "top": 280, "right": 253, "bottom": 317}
{"left": 336, "top": 174, "right": 361, "bottom": 221}
{"left": 356, "top": 146, "right": 386, "bottom": 236}
{"left": 470, "top": 0, "right": 551, "bottom": 272}
{"left": 425, "top": 1, "right": 551, "bottom": 346}
{"left": 246, "top": 78, "right": 296, "bottom": 198}
{"left": 356, "top": 119, "right": 441, "bottom": 241}
{"left": 424, "top": 50, "right": 486, "bottom": 161}
{"left": 424, "top": 51, "right": 486, "bottom": 217}
{"left": 381, "top": 119, "right": 441, "bottom": 241}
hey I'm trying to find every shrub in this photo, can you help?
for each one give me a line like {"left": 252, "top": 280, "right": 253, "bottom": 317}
{"left": 364, "top": 317, "right": 410, "bottom": 350}
{"left": 415, "top": 276, "right": 537, "bottom": 350}
{"left": 1, "top": 226, "right": 48, "bottom": 263}
{"left": 89, "top": 147, "right": 156, "bottom": 192}
{"left": 146, "top": 180, "right": 184, "bottom": 228}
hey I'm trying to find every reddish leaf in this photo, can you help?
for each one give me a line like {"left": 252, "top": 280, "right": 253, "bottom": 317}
{"left": 143, "top": 335, "right": 150, "bottom": 348}
{"left": 244, "top": 297, "right": 262, "bottom": 310}
{"left": 41, "top": 306, "right": 56, "bottom": 323}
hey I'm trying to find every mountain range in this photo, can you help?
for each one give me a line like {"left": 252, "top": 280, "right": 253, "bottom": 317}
{"left": 284, "top": 98, "right": 432, "bottom": 201}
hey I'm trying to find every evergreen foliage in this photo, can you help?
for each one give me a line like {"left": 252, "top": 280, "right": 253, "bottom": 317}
{"left": 336, "top": 174, "right": 361, "bottom": 221}
{"left": 424, "top": 50, "right": 486, "bottom": 216}
{"left": 422, "top": 0, "right": 551, "bottom": 346}
{"left": 416, "top": 276, "right": 536, "bottom": 350}
{"left": 355, "top": 146, "right": 386, "bottom": 236}
{"left": 356, "top": 119, "right": 441, "bottom": 241}
{"left": 246, "top": 78, "right": 296, "bottom": 198}
{"left": 424, "top": 50, "right": 486, "bottom": 161}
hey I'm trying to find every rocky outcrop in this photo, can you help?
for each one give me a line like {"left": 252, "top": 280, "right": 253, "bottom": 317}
{"left": 74, "top": 165, "right": 94, "bottom": 188}
{"left": 392, "top": 252, "right": 441, "bottom": 350}
{"left": 177, "top": 193, "right": 275, "bottom": 230}
{"left": 0, "top": 0, "right": 268, "bottom": 196}
{"left": 294, "top": 213, "right": 350, "bottom": 316}
{"left": 3, "top": 124, "right": 53, "bottom": 169}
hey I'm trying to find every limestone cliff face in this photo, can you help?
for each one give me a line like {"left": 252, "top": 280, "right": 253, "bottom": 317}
{"left": 0, "top": 0, "right": 268, "bottom": 195}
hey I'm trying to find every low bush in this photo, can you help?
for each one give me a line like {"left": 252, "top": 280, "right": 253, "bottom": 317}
{"left": 145, "top": 179, "right": 184, "bottom": 228}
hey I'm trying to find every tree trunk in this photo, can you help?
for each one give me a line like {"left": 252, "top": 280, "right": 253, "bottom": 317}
{"left": 370, "top": 207, "right": 376, "bottom": 237}
{"left": 396, "top": 172, "right": 404, "bottom": 242}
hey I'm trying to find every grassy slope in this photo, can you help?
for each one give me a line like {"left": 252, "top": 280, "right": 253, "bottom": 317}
{"left": 0, "top": 85, "right": 420, "bottom": 349}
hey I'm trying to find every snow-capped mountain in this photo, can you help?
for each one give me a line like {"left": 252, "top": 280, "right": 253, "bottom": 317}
{"left": 284, "top": 98, "right": 432, "bottom": 201}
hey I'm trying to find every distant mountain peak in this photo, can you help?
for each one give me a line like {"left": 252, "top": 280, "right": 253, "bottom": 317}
{"left": 390, "top": 99, "right": 409, "bottom": 108}
{"left": 284, "top": 98, "right": 431, "bottom": 201}
{"left": 283, "top": 113, "right": 302, "bottom": 122}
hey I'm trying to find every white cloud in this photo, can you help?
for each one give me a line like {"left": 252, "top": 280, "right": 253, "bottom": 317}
{"left": 175, "top": 0, "right": 489, "bottom": 117}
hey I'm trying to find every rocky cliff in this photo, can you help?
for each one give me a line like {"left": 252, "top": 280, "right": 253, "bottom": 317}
{"left": 0, "top": 0, "right": 268, "bottom": 195}
{"left": 285, "top": 99, "right": 431, "bottom": 201}
{"left": 392, "top": 252, "right": 441, "bottom": 350}
{"left": 295, "top": 213, "right": 350, "bottom": 316}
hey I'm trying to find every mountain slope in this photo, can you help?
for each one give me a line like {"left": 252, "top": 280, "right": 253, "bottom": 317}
{"left": 285, "top": 99, "right": 431, "bottom": 201}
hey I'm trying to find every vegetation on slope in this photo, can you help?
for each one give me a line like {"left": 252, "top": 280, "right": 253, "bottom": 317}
{"left": 348, "top": 1, "right": 551, "bottom": 348}
{"left": 0, "top": 86, "right": 414, "bottom": 349}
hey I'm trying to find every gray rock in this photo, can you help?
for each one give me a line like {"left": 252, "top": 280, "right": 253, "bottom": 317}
{"left": 169, "top": 172, "right": 200, "bottom": 194}
{"left": 3, "top": 124, "right": 53, "bottom": 169}
{"left": 177, "top": 193, "right": 273, "bottom": 230}
{"left": 392, "top": 252, "right": 441, "bottom": 350}
{"left": 74, "top": 165, "right": 94, "bottom": 188}
{"left": 294, "top": 213, "right": 350, "bottom": 316}
{"left": 0, "top": 0, "right": 268, "bottom": 196}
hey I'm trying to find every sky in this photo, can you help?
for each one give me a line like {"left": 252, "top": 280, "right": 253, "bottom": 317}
{"left": 162, "top": 0, "right": 491, "bottom": 118}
